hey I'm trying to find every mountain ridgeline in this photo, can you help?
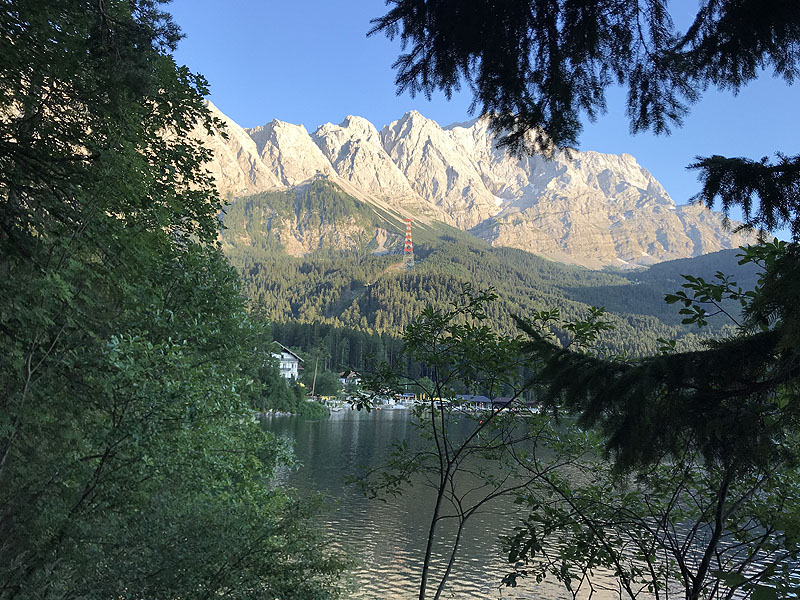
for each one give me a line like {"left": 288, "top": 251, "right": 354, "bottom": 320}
{"left": 220, "top": 180, "right": 760, "bottom": 368}
{"left": 206, "top": 104, "right": 762, "bottom": 368}
{"left": 200, "top": 104, "right": 756, "bottom": 269}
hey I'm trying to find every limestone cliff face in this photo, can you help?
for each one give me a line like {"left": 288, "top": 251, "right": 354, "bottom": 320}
{"left": 380, "top": 111, "right": 499, "bottom": 229}
{"left": 195, "top": 101, "right": 281, "bottom": 198}
{"left": 311, "top": 116, "right": 440, "bottom": 217}
{"left": 196, "top": 104, "right": 756, "bottom": 267}
{"left": 246, "top": 119, "right": 337, "bottom": 187}
{"left": 465, "top": 146, "right": 755, "bottom": 268}
{"left": 445, "top": 117, "right": 754, "bottom": 267}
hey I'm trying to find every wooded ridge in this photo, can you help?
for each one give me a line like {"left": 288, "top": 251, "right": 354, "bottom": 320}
{"left": 220, "top": 180, "right": 760, "bottom": 365}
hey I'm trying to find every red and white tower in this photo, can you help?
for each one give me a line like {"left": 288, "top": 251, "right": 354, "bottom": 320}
{"left": 403, "top": 218, "right": 414, "bottom": 269}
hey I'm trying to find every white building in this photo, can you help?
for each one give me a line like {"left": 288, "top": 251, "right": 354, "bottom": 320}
{"left": 272, "top": 343, "right": 303, "bottom": 380}
{"left": 338, "top": 371, "right": 362, "bottom": 387}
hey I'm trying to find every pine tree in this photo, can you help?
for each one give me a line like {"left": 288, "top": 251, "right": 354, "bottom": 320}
{"left": 0, "top": 2, "right": 345, "bottom": 597}
{"left": 371, "top": 0, "right": 800, "bottom": 234}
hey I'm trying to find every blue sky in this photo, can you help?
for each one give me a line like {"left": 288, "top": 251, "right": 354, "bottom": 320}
{"left": 168, "top": 0, "right": 798, "bottom": 214}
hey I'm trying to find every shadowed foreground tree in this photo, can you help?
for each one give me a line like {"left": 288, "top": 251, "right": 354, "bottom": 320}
{"left": 371, "top": 0, "right": 800, "bottom": 234}
{"left": 370, "top": 3, "right": 800, "bottom": 596}
{"left": 0, "top": 1, "right": 345, "bottom": 598}
{"left": 512, "top": 241, "right": 800, "bottom": 598}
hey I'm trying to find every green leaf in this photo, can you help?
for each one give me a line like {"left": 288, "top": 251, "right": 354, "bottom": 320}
{"left": 751, "top": 585, "right": 778, "bottom": 600}
{"left": 712, "top": 570, "right": 747, "bottom": 589}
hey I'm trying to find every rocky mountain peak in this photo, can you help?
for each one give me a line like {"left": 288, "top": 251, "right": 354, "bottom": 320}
{"left": 311, "top": 115, "right": 423, "bottom": 207}
{"left": 341, "top": 115, "right": 380, "bottom": 139}
{"left": 246, "top": 120, "right": 336, "bottom": 187}
{"left": 380, "top": 112, "right": 500, "bottom": 228}
{"left": 381, "top": 110, "right": 440, "bottom": 145}
{"left": 196, "top": 104, "right": 756, "bottom": 267}
{"left": 314, "top": 115, "right": 381, "bottom": 150}
{"left": 196, "top": 101, "right": 281, "bottom": 197}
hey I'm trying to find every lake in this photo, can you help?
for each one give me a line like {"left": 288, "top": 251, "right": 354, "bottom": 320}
{"left": 264, "top": 409, "right": 618, "bottom": 600}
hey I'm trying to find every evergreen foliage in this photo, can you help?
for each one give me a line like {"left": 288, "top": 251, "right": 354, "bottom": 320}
{"left": 520, "top": 241, "right": 800, "bottom": 471}
{"left": 0, "top": 2, "right": 344, "bottom": 598}
{"left": 370, "top": 0, "right": 800, "bottom": 235}
{"left": 690, "top": 153, "right": 800, "bottom": 239}
{"left": 221, "top": 187, "right": 750, "bottom": 366}
{"left": 371, "top": 1, "right": 798, "bottom": 143}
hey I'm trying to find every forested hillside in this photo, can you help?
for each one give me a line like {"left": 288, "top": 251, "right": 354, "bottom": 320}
{"left": 0, "top": 3, "right": 345, "bottom": 598}
{"left": 220, "top": 181, "right": 758, "bottom": 368}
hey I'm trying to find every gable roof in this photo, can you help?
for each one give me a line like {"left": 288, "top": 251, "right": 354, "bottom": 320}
{"left": 274, "top": 342, "right": 303, "bottom": 362}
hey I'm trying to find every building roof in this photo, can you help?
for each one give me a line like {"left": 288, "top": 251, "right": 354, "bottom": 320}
{"left": 274, "top": 343, "right": 303, "bottom": 362}
{"left": 456, "top": 394, "right": 491, "bottom": 403}
{"left": 492, "top": 396, "right": 514, "bottom": 405}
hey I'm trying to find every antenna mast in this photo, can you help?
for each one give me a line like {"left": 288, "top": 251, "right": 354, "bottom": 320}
{"left": 403, "top": 218, "right": 414, "bottom": 269}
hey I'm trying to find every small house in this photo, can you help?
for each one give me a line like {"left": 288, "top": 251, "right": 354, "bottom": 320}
{"left": 272, "top": 343, "right": 303, "bottom": 380}
{"left": 339, "top": 371, "right": 362, "bottom": 387}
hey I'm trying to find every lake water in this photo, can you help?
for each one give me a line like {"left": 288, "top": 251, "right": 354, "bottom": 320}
{"left": 264, "top": 409, "right": 618, "bottom": 600}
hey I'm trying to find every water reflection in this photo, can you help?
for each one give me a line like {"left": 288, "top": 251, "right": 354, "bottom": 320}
{"left": 265, "top": 409, "right": 620, "bottom": 600}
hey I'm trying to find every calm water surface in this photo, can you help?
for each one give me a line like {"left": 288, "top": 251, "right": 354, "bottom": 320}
{"left": 264, "top": 409, "right": 613, "bottom": 600}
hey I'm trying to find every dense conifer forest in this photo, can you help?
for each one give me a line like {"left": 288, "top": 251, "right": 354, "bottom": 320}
{"left": 5, "top": 1, "right": 799, "bottom": 599}
{"left": 220, "top": 180, "right": 759, "bottom": 369}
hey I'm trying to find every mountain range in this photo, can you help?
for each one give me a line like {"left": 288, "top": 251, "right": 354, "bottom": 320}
{"left": 198, "top": 102, "right": 755, "bottom": 268}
